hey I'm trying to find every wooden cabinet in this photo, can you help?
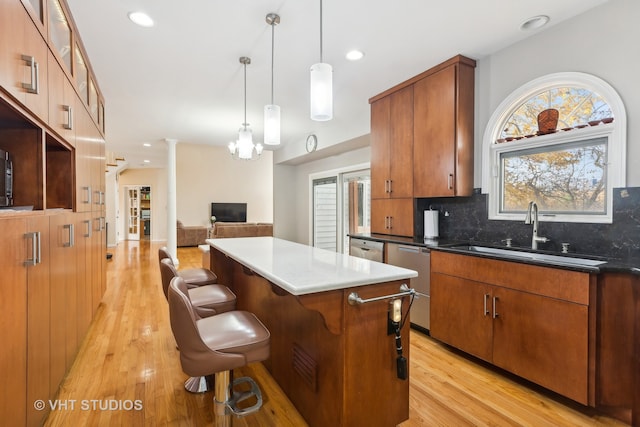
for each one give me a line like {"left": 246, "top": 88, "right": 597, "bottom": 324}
{"left": 49, "top": 212, "right": 78, "bottom": 393}
{"left": 370, "top": 86, "right": 414, "bottom": 237}
{"left": 370, "top": 86, "right": 414, "bottom": 200}
{"left": 413, "top": 59, "right": 475, "bottom": 197}
{"left": 371, "top": 198, "right": 414, "bottom": 237}
{"left": 0, "top": 1, "right": 48, "bottom": 120}
{"left": 0, "top": 217, "right": 28, "bottom": 427}
{"left": 1, "top": 0, "right": 106, "bottom": 424}
{"left": 47, "top": 51, "right": 76, "bottom": 143}
{"left": 369, "top": 56, "right": 475, "bottom": 236}
{"left": 26, "top": 214, "right": 51, "bottom": 426}
{"left": 430, "top": 250, "right": 594, "bottom": 405}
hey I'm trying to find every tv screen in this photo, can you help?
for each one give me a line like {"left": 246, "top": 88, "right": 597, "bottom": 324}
{"left": 211, "top": 202, "right": 247, "bottom": 223}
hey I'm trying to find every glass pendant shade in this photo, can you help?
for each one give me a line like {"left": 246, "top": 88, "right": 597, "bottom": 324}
{"left": 237, "top": 127, "right": 254, "bottom": 160}
{"left": 310, "top": 62, "right": 333, "bottom": 121}
{"left": 264, "top": 104, "right": 281, "bottom": 145}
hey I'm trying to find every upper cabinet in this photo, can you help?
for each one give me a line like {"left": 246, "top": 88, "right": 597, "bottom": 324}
{"left": 413, "top": 58, "right": 475, "bottom": 197}
{"left": 0, "top": 0, "right": 105, "bottom": 212}
{"left": 370, "top": 86, "right": 414, "bottom": 200}
{"left": 370, "top": 55, "right": 476, "bottom": 201}
{"left": 0, "top": 0, "right": 49, "bottom": 120}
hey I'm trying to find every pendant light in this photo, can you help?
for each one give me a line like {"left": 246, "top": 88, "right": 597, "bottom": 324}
{"left": 264, "top": 13, "right": 281, "bottom": 145}
{"left": 310, "top": 0, "right": 333, "bottom": 121}
{"left": 228, "top": 57, "right": 263, "bottom": 160}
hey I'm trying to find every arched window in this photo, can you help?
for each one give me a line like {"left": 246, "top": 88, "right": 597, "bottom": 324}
{"left": 482, "top": 72, "right": 626, "bottom": 223}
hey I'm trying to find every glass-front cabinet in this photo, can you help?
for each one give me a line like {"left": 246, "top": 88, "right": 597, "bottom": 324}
{"left": 74, "top": 43, "right": 88, "bottom": 103}
{"left": 47, "top": 0, "right": 72, "bottom": 72}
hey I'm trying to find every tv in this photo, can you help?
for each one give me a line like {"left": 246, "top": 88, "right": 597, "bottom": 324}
{"left": 211, "top": 202, "right": 247, "bottom": 223}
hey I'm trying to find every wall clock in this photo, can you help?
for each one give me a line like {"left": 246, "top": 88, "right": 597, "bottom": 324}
{"left": 306, "top": 134, "right": 318, "bottom": 153}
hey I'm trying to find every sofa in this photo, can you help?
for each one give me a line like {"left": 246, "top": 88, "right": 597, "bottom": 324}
{"left": 176, "top": 221, "right": 209, "bottom": 247}
{"left": 210, "top": 222, "right": 273, "bottom": 238}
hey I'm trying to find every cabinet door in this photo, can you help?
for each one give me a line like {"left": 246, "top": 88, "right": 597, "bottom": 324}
{"left": 75, "top": 106, "right": 93, "bottom": 212}
{"left": 75, "top": 213, "right": 93, "bottom": 339}
{"left": 26, "top": 215, "right": 51, "bottom": 426}
{"left": 371, "top": 198, "right": 413, "bottom": 237}
{"left": 388, "top": 86, "right": 413, "bottom": 198}
{"left": 430, "top": 272, "right": 493, "bottom": 362}
{"left": 370, "top": 96, "right": 390, "bottom": 200}
{"left": 47, "top": 52, "right": 76, "bottom": 144}
{"left": 492, "top": 287, "right": 589, "bottom": 404}
{"left": 413, "top": 66, "right": 456, "bottom": 197}
{"left": 370, "top": 87, "right": 414, "bottom": 200}
{"left": 0, "top": 217, "right": 28, "bottom": 427}
{"left": 49, "top": 212, "right": 78, "bottom": 394}
{"left": 21, "top": 7, "right": 48, "bottom": 119}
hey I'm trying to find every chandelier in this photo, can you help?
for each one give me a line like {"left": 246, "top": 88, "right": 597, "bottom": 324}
{"left": 228, "top": 57, "right": 263, "bottom": 160}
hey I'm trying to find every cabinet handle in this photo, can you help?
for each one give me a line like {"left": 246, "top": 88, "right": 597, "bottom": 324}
{"left": 388, "top": 179, "right": 393, "bottom": 194}
{"left": 483, "top": 293, "right": 490, "bottom": 316}
{"left": 64, "top": 224, "right": 75, "bottom": 247}
{"left": 83, "top": 186, "right": 92, "bottom": 204}
{"left": 100, "top": 191, "right": 105, "bottom": 205}
{"left": 24, "top": 232, "right": 39, "bottom": 266}
{"left": 100, "top": 217, "right": 106, "bottom": 231}
{"left": 63, "top": 105, "right": 73, "bottom": 130}
{"left": 21, "top": 55, "right": 39, "bottom": 94}
{"left": 84, "top": 219, "right": 92, "bottom": 237}
{"left": 388, "top": 216, "right": 393, "bottom": 229}
{"left": 448, "top": 174, "right": 454, "bottom": 190}
{"left": 492, "top": 296, "right": 499, "bottom": 319}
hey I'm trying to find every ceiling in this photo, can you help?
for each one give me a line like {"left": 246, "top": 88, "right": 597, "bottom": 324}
{"left": 65, "top": 0, "right": 607, "bottom": 169}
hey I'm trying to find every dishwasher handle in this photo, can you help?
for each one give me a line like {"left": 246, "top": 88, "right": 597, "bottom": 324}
{"left": 398, "top": 245, "right": 419, "bottom": 253}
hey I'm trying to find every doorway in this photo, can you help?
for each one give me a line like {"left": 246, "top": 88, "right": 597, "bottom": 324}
{"left": 124, "top": 185, "right": 152, "bottom": 241}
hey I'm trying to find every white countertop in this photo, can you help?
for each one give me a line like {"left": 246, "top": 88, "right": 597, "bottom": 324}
{"left": 207, "top": 237, "right": 418, "bottom": 296}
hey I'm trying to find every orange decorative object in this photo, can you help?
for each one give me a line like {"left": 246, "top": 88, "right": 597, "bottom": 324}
{"left": 537, "top": 108, "right": 559, "bottom": 135}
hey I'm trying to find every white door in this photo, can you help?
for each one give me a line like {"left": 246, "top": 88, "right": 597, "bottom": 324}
{"left": 126, "top": 186, "right": 140, "bottom": 241}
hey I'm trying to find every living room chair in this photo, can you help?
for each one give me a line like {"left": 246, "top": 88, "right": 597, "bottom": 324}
{"left": 158, "top": 246, "right": 218, "bottom": 288}
{"left": 168, "top": 277, "right": 270, "bottom": 416}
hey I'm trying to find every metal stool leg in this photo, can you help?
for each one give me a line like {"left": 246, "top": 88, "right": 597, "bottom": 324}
{"left": 184, "top": 375, "right": 213, "bottom": 393}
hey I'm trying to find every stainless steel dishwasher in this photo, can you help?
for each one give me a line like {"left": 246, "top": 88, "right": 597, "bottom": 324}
{"left": 386, "top": 243, "right": 430, "bottom": 332}
{"left": 349, "top": 237, "right": 384, "bottom": 263}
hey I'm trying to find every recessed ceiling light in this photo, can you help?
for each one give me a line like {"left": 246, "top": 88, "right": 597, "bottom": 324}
{"left": 143, "top": 143, "right": 151, "bottom": 147}
{"left": 128, "top": 11, "right": 154, "bottom": 28}
{"left": 143, "top": 159, "right": 150, "bottom": 163}
{"left": 520, "top": 15, "right": 550, "bottom": 31}
{"left": 346, "top": 50, "right": 364, "bottom": 61}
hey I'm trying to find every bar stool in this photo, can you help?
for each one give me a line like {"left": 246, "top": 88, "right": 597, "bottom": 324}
{"left": 158, "top": 246, "right": 217, "bottom": 288}
{"left": 159, "top": 258, "right": 236, "bottom": 392}
{"left": 168, "top": 277, "right": 270, "bottom": 416}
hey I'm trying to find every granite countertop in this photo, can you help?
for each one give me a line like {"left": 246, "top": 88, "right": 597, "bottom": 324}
{"left": 349, "top": 233, "right": 640, "bottom": 276}
{"left": 207, "top": 236, "right": 418, "bottom": 296}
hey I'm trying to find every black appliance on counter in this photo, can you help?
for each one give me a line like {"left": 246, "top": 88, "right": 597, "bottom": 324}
{"left": 0, "top": 149, "right": 13, "bottom": 207}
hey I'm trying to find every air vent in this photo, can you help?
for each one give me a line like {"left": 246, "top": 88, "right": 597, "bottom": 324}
{"left": 292, "top": 343, "right": 318, "bottom": 392}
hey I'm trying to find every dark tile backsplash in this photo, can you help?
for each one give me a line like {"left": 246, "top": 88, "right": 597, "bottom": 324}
{"left": 416, "top": 187, "right": 640, "bottom": 260}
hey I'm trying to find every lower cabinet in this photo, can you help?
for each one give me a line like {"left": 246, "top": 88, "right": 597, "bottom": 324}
{"left": 431, "top": 250, "right": 594, "bottom": 405}
{"left": 0, "top": 211, "right": 105, "bottom": 426}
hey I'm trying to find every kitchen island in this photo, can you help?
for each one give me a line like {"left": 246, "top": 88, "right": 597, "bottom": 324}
{"left": 207, "top": 237, "right": 418, "bottom": 427}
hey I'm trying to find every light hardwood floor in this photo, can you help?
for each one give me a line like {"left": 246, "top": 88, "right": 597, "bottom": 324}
{"left": 45, "top": 241, "right": 627, "bottom": 426}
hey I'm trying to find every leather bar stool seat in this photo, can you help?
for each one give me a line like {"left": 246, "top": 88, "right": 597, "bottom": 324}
{"left": 159, "top": 246, "right": 217, "bottom": 287}
{"left": 168, "top": 277, "right": 270, "bottom": 416}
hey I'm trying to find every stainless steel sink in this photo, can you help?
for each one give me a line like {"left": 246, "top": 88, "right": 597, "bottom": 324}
{"left": 453, "top": 245, "right": 607, "bottom": 267}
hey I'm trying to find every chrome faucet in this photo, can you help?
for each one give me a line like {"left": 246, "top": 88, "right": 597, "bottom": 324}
{"left": 524, "top": 201, "right": 549, "bottom": 250}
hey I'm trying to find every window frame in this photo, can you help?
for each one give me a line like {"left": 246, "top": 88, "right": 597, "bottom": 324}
{"left": 482, "top": 72, "right": 626, "bottom": 224}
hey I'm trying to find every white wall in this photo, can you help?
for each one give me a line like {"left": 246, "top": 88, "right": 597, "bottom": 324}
{"left": 274, "top": 146, "right": 371, "bottom": 245}
{"left": 176, "top": 144, "right": 273, "bottom": 225}
{"left": 474, "top": 0, "right": 639, "bottom": 186}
